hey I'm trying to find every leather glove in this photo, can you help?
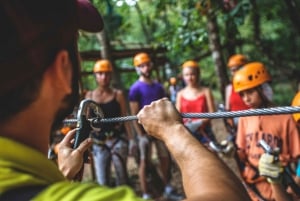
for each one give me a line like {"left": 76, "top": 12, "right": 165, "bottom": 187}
{"left": 259, "top": 153, "right": 284, "bottom": 183}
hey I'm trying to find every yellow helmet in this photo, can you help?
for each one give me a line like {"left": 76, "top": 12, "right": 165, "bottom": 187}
{"left": 291, "top": 92, "right": 300, "bottom": 122}
{"left": 133, "top": 53, "right": 151, "bottom": 67}
{"left": 233, "top": 62, "right": 271, "bottom": 92}
{"left": 227, "top": 54, "right": 248, "bottom": 68}
{"left": 182, "top": 60, "right": 199, "bottom": 69}
{"left": 93, "top": 59, "right": 113, "bottom": 73}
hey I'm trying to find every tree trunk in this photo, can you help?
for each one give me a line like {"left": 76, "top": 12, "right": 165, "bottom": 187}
{"left": 283, "top": 0, "right": 300, "bottom": 35}
{"left": 249, "top": 0, "right": 276, "bottom": 67}
{"left": 134, "top": 3, "right": 151, "bottom": 43}
{"left": 207, "top": 13, "right": 229, "bottom": 101}
{"left": 225, "top": 19, "right": 238, "bottom": 59}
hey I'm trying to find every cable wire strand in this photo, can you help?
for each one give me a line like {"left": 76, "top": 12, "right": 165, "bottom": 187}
{"left": 63, "top": 106, "right": 300, "bottom": 126}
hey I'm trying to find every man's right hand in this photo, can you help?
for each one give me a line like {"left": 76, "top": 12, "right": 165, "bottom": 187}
{"left": 137, "top": 98, "right": 182, "bottom": 141}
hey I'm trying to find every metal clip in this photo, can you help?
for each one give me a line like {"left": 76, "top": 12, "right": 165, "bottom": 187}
{"left": 258, "top": 139, "right": 280, "bottom": 162}
{"left": 73, "top": 99, "right": 104, "bottom": 162}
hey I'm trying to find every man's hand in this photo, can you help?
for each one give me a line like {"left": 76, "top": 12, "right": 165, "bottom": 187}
{"left": 137, "top": 98, "right": 182, "bottom": 141}
{"left": 259, "top": 153, "right": 284, "bottom": 183}
{"left": 57, "top": 129, "right": 93, "bottom": 180}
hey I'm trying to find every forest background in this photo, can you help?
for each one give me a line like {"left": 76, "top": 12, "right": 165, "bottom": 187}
{"left": 77, "top": 0, "right": 300, "bottom": 106}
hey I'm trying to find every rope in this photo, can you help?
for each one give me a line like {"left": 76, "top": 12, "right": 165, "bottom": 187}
{"left": 63, "top": 106, "right": 300, "bottom": 125}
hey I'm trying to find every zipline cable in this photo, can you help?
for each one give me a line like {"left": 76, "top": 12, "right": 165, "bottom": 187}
{"left": 63, "top": 106, "right": 300, "bottom": 125}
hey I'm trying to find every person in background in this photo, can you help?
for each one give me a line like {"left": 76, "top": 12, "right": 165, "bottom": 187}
{"left": 129, "top": 52, "right": 181, "bottom": 200}
{"left": 225, "top": 54, "right": 250, "bottom": 131}
{"left": 233, "top": 62, "right": 300, "bottom": 201}
{"left": 176, "top": 60, "right": 216, "bottom": 144}
{"left": 168, "top": 77, "right": 180, "bottom": 104}
{"left": 85, "top": 59, "right": 136, "bottom": 186}
{"left": 290, "top": 91, "right": 300, "bottom": 200}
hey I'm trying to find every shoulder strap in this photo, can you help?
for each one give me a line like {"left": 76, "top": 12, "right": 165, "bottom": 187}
{"left": 0, "top": 185, "right": 47, "bottom": 201}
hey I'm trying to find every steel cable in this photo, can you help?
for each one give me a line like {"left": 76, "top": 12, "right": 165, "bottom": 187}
{"left": 63, "top": 106, "right": 300, "bottom": 126}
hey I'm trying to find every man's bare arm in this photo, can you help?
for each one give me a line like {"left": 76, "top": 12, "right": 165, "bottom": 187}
{"left": 137, "top": 98, "right": 251, "bottom": 201}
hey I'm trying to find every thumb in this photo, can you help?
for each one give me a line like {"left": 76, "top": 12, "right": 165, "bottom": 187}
{"left": 60, "top": 128, "right": 77, "bottom": 147}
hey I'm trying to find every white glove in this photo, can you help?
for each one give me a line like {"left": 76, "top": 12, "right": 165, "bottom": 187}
{"left": 185, "top": 119, "right": 203, "bottom": 133}
{"left": 259, "top": 153, "right": 283, "bottom": 183}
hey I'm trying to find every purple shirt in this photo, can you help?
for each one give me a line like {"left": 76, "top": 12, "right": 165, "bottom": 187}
{"left": 129, "top": 80, "right": 166, "bottom": 109}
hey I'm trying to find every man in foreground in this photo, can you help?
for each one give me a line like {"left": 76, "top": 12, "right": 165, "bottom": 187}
{"left": 0, "top": 0, "right": 250, "bottom": 200}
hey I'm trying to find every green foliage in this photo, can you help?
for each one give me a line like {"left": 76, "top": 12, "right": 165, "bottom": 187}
{"left": 79, "top": 0, "right": 300, "bottom": 105}
{"left": 272, "top": 82, "right": 295, "bottom": 106}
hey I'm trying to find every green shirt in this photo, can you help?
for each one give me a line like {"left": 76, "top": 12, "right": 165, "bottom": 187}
{"left": 0, "top": 137, "right": 144, "bottom": 201}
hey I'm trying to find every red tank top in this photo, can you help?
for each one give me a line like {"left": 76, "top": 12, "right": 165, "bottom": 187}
{"left": 229, "top": 85, "right": 250, "bottom": 111}
{"left": 180, "top": 94, "right": 208, "bottom": 114}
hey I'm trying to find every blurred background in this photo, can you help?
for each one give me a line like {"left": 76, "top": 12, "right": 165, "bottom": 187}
{"left": 77, "top": 0, "right": 300, "bottom": 106}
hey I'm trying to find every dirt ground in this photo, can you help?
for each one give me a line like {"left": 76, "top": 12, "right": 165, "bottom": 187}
{"left": 82, "top": 118, "right": 242, "bottom": 201}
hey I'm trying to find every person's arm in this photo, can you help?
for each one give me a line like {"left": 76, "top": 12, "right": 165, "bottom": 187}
{"left": 258, "top": 153, "right": 293, "bottom": 201}
{"left": 116, "top": 89, "right": 137, "bottom": 155}
{"left": 116, "top": 89, "right": 135, "bottom": 140}
{"left": 175, "top": 90, "right": 182, "bottom": 111}
{"left": 129, "top": 101, "right": 144, "bottom": 136}
{"left": 271, "top": 184, "right": 293, "bottom": 201}
{"left": 201, "top": 87, "right": 215, "bottom": 128}
{"left": 137, "top": 98, "right": 251, "bottom": 201}
{"left": 205, "top": 88, "right": 215, "bottom": 113}
{"left": 225, "top": 84, "right": 232, "bottom": 111}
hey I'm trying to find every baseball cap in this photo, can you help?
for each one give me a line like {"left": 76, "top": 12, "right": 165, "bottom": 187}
{"left": 77, "top": 0, "right": 104, "bottom": 32}
{"left": 0, "top": 0, "right": 103, "bottom": 94}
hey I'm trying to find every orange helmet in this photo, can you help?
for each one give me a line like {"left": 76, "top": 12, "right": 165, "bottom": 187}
{"left": 60, "top": 126, "right": 71, "bottom": 135}
{"left": 227, "top": 54, "right": 248, "bottom": 68}
{"left": 169, "top": 77, "right": 177, "bottom": 85}
{"left": 93, "top": 59, "right": 113, "bottom": 73}
{"left": 291, "top": 92, "right": 300, "bottom": 122}
{"left": 182, "top": 60, "right": 199, "bottom": 69}
{"left": 133, "top": 53, "right": 151, "bottom": 67}
{"left": 233, "top": 62, "right": 271, "bottom": 92}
